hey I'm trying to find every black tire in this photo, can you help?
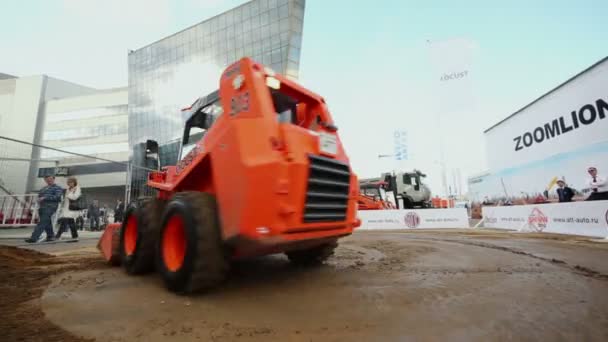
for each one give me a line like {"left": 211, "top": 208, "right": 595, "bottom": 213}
{"left": 402, "top": 196, "right": 414, "bottom": 209}
{"left": 120, "top": 198, "right": 166, "bottom": 275}
{"left": 286, "top": 241, "right": 338, "bottom": 266}
{"left": 157, "top": 192, "right": 229, "bottom": 294}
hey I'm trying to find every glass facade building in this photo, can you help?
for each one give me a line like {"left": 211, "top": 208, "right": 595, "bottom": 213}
{"left": 127, "top": 0, "right": 305, "bottom": 199}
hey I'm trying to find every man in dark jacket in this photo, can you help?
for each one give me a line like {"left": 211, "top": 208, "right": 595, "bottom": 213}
{"left": 88, "top": 200, "right": 101, "bottom": 231}
{"left": 556, "top": 180, "right": 575, "bottom": 202}
{"left": 114, "top": 199, "right": 125, "bottom": 223}
{"left": 25, "top": 176, "right": 63, "bottom": 243}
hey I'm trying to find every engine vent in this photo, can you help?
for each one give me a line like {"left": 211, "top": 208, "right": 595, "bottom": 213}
{"left": 303, "top": 155, "right": 351, "bottom": 223}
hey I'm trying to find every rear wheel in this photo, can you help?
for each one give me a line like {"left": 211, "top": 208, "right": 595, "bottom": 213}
{"left": 402, "top": 196, "right": 414, "bottom": 209}
{"left": 120, "top": 198, "right": 165, "bottom": 274}
{"left": 286, "top": 241, "right": 338, "bottom": 266}
{"left": 157, "top": 192, "right": 229, "bottom": 294}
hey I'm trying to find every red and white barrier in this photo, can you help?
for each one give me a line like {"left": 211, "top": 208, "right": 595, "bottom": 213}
{"left": 358, "top": 208, "right": 469, "bottom": 230}
{"left": 482, "top": 201, "right": 608, "bottom": 238}
{"left": 0, "top": 194, "right": 39, "bottom": 227}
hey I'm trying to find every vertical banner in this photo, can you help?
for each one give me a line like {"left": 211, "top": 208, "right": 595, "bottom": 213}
{"left": 428, "top": 38, "right": 476, "bottom": 113}
{"left": 428, "top": 38, "right": 479, "bottom": 196}
{"left": 394, "top": 130, "right": 408, "bottom": 161}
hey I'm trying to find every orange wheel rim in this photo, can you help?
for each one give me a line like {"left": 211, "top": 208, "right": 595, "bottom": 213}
{"left": 163, "top": 214, "right": 186, "bottom": 272}
{"left": 124, "top": 215, "right": 138, "bottom": 256}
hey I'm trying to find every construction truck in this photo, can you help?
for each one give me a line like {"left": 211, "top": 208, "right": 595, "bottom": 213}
{"left": 362, "top": 170, "right": 431, "bottom": 209}
{"left": 357, "top": 180, "right": 395, "bottom": 210}
{"left": 99, "top": 58, "right": 360, "bottom": 293}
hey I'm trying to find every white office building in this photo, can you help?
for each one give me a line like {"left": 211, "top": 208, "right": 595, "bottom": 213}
{"left": 0, "top": 73, "right": 128, "bottom": 206}
{"left": 37, "top": 88, "right": 129, "bottom": 205}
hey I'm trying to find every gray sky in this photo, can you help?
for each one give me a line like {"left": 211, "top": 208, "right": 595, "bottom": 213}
{"left": 2, "top": 0, "right": 606, "bottom": 196}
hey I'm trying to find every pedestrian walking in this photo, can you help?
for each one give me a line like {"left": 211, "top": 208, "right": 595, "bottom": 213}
{"left": 25, "top": 176, "right": 63, "bottom": 243}
{"left": 76, "top": 215, "right": 84, "bottom": 231}
{"left": 88, "top": 200, "right": 101, "bottom": 231}
{"left": 55, "top": 177, "right": 82, "bottom": 241}
{"left": 100, "top": 205, "right": 108, "bottom": 228}
{"left": 585, "top": 167, "right": 608, "bottom": 201}
{"left": 114, "top": 198, "right": 125, "bottom": 223}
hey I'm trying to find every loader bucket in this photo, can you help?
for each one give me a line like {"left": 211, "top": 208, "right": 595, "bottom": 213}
{"left": 97, "top": 223, "right": 122, "bottom": 266}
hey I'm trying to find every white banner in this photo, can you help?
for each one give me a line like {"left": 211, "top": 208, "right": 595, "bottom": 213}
{"left": 358, "top": 208, "right": 469, "bottom": 230}
{"left": 484, "top": 60, "right": 608, "bottom": 173}
{"left": 482, "top": 201, "right": 608, "bottom": 238}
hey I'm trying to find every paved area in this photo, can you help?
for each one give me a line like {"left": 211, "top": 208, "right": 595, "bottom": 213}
{"left": 0, "top": 227, "right": 102, "bottom": 254}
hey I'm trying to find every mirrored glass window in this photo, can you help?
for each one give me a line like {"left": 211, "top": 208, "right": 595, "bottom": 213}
{"left": 128, "top": 0, "right": 305, "bottom": 198}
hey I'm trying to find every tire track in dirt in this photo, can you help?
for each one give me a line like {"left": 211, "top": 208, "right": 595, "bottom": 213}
{"left": 400, "top": 235, "right": 608, "bottom": 281}
{"left": 0, "top": 245, "right": 104, "bottom": 342}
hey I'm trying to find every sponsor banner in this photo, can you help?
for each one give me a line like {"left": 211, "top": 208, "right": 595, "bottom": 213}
{"left": 358, "top": 208, "right": 469, "bottom": 230}
{"left": 482, "top": 201, "right": 608, "bottom": 238}
{"left": 485, "top": 60, "right": 608, "bottom": 173}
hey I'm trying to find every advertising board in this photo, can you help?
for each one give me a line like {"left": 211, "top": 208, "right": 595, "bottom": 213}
{"left": 358, "top": 208, "right": 469, "bottom": 230}
{"left": 482, "top": 201, "right": 608, "bottom": 238}
{"left": 484, "top": 60, "right": 608, "bottom": 173}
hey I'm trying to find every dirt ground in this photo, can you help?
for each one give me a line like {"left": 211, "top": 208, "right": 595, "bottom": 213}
{"left": 3, "top": 229, "right": 608, "bottom": 341}
{"left": 0, "top": 245, "right": 104, "bottom": 342}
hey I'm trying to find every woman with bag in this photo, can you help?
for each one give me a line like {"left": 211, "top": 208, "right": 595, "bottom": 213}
{"left": 55, "top": 177, "right": 82, "bottom": 241}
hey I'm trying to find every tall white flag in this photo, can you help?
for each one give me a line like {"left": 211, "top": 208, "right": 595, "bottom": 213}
{"left": 428, "top": 38, "right": 479, "bottom": 197}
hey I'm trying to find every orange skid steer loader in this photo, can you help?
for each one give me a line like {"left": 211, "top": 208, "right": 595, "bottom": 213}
{"left": 99, "top": 58, "right": 361, "bottom": 293}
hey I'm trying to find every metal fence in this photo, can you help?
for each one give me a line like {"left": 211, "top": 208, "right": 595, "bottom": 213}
{"left": 0, "top": 135, "right": 158, "bottom": 228}
{"left": 127, "top": 137, "right": 181, "bottom": 203}
{"left": 0, "top": 137, "right": 60, "bottom": 197}
{"left": 0, "top": 194, "right": 39, "bottom": 227}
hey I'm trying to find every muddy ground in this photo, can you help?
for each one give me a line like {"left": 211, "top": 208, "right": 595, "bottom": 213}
{"left": 0, "top": 245, "right": 104, "bottom": 342}
{"left": 3, "top": 229, "right": 608, "bottom": 341}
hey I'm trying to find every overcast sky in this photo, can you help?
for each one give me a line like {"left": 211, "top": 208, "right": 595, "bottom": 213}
{"left": 1, "top": 0, "right": 606, "bottom": 196}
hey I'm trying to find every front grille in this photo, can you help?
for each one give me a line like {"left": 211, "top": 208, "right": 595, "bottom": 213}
{"left": 303, "top": 155, "right": 351, "bottom": 223}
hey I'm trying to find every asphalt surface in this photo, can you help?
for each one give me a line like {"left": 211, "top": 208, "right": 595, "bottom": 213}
{"left": 0, "top": 227, "right": 101, "bottom": 254}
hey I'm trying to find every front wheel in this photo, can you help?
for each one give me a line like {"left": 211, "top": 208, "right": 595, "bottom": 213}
{"left": 119, "top": 198, "right": 165, "bottom": 274}
{"left": 286, "top": 241, "right": 338, "bottom": 266}
{"left": 157, "top": 192, "right": 229, "bottom": 294}
{"left": 402, "top": 196, "right": 414, "bottom": 209}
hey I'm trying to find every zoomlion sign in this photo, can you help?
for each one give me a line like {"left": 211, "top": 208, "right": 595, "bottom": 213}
{"left": 513, "top": 97, "right": 608, "bottom": 151}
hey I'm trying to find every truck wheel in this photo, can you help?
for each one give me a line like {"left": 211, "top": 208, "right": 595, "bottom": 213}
{"left": 286, "top": 241, "right": 338, "bottom": 266}
{"left": 157, "top": 192, "right": 229, "bottom": 293}
{"left": 120, "top": 198, "right": 165, "bottom": 275}
{"left": 402, "top": 197, "right": 414, "bottom": 209}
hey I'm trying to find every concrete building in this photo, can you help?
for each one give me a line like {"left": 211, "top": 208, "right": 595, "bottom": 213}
{"left": 468, "top": 56, "right": 608, "bottom": 201}
{"left": 0, "top": 74, "right": 128, "bottom": 206}
{"left": 36, "top": 88, "right": 129, "bottom": 205}
{"left": 127, "top": 0, "right": 306, "bottom": 199}
{"left": 0, "top": 74, "right": 97, "bottom": 195}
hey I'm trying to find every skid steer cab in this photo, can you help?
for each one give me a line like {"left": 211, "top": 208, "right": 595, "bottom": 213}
{"left": 109, "top": 57, "right": 361, "bottom": 294}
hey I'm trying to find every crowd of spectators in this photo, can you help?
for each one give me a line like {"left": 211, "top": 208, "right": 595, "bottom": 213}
{"left": 469, "top": 167, "right": 607, "bottom": 219}
{"left": 479, "top": 166, "right": 607, "bottom": 206}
